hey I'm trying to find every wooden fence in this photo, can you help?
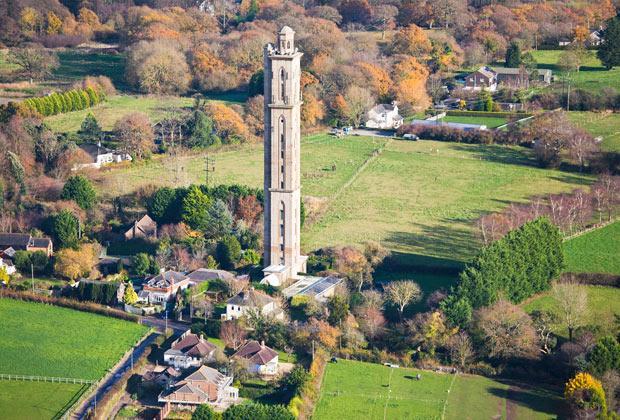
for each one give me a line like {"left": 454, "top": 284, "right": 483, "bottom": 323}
{"left": 0, "top": 373, "right": 95, "bottom": 385}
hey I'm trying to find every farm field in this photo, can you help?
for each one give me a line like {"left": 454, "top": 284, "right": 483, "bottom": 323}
{"left": 530, "top": 49, "right": 620, "bottom": 92}
{"left": 523, "top": 285, "right": 620, "bottom": 339}
{"left": 314, "top": 359, "right": 562, "bottom": 420}
{"left": 567, "top": 111, "right": 620, "bottom": 153}
{"left": 440, "top": 115, "right": 508, "bottom": 128}
{"left": 94, "top": 136, "right": 592, "bottom": 268}
{"left": 55, "top": 51, "right": 127, "bottom": 90}
{"left": 563, "top": 221, "right": 620, "bottom": 274}
{"left": 0, "top": 298, "right": 148, "bottom": 379}
{"left": 45, "top": 94, "right": 195, "bottom": 132}
{"left": 0, "top": 380, "right": 88, "bottom": 420}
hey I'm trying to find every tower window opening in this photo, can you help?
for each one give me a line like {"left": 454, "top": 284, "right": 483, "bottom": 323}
{"left": 279, "top": 68, "right": 286, "bottom": 102}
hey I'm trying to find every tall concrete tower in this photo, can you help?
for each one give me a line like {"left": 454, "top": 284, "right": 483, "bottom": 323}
{"left": 262, "top": 26, "right": 307, "bottom": 285}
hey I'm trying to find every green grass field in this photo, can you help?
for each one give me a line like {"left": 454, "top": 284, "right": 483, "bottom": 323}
{"left": 0, "top": 380, "right": 88, "bottom": 420}
{"left": 94, "top": 136, "right": 592, "bottom": 268}
{"left": 314, "top": 359, "right": 562, "bottom": 420}
{"left": 567, "top": 111, "right": 620, "bottom": 153}
{"left": 530, "top": 50, "right": 620, "bottom": 92}
{"left": 563, "top": 221, "right": 620, "bottom": 274}
{"left": 45, "top": 94, "right": 195, "bottom": 132}
{"left": 440, "top": 115, "right": 508, "bottom": 128}
{"left": 55, "top": 51, "right": 127, "bottom": 90}
{"left": 0, "top": 298, "right": 148, "bottom": 379}
{"left": 523, "top": 285, "right": 620, "bottom": 339}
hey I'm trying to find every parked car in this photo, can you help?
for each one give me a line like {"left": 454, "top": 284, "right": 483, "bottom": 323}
{"left": 403, "top": 133, "right": 419, "bottom": 141}
{"left": 342, "top": 126, "right": 353, "bottom": 135}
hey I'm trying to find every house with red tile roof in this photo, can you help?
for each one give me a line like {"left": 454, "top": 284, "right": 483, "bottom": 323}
{"left": 232, "top": 340, "right": 279, "bottom": 376}
{"left": 158, "top": 365, "right": 238, "bottom": 409}
{"left": 164, "top": 330, "right": 217, "bottom": 370}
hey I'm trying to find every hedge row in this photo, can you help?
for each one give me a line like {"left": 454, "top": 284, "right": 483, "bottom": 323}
{"left": 399, "top": 124, "right": 497, "bottom": 144}
{"left": 22, "top": 87, "right": 104, "bottom": 117}
{"left": 71, "top": 281, "right": 120, "bottom": 306}
{"left": 442, "top": 217, "right": 564, "bottom": 326}
{"left": 445, "top": 110, "right": 531, "bottom": 118}
{"left": 0, "top": 289, "right": 139, "bottom": 322}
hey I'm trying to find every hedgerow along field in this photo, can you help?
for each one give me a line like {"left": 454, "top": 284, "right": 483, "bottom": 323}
{"left": 0, "top": 298, "right": 148, "bottom": 379}
{"left": 0, "top": 380, "right": 88, "bottom": 420}
{"left": 314, "top": 359, "right": 563, "bottom": 420}
{"left": 523, "top": 285, "right": 620, "bottom": 339}
{"left": 562, "top": 221, "right": 620, "bottom": 275}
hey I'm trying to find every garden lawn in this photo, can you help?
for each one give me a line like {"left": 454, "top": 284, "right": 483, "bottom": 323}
{"left": 567, "top": 111, "right": 620, "bottom": 153}
{"left": 0, "top": 298, "right": 148, "bottom": 379}
{"left": 314, "top": 359, "right": 562, "bottom": 420}
{"left": 440, "top": 115, "right": 508, "bottom": 128}
{"left": 45, "top": 94, "right": 195, "bottom": 132}
{"left": 530, "top": 50, "right": 620, "bottom": 93}
{"left": 0, "top": 380, "right": 88, "bottom": 420}
{"left": 563, "top": 221, "right": 620, "bottom": 274}
{"left": 523, "top": 285, "right": 620, "bottom": 339}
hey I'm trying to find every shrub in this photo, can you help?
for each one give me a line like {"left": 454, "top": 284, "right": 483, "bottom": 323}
{"left": 565, "top": 372, "right": 607, "bottom": 417}
{"left": 216, "top": 235, "right": 241, "bottom": 270}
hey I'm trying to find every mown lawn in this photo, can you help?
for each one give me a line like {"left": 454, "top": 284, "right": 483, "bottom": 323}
{"left": 530, "top": 49, "right": 620, "bottom": 92}
{"left": 567, "top": 111, "right": 620, "bottom": 153}
{"left": 45, "top": 94, "right": 195, "bottom": 132}
{"left": 314, "top": 359, "right": 562, "bottom": 420}
{"left": 0, "top": 298, "right": 148, "bottom": 379}
{"left": 0, "top": 380, "right": 88, "bottom": 420}
{"left": 441, "top": 115, "right": 508, "bottom": 128}
{"left": 563, "top": 221, "right": 620, "bottom": 274}
{"left": 523, "top": 285, "right": 620, "bottom": 339}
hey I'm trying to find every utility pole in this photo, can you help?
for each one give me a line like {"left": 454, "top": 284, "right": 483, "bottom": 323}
{"left": 31, "top": 264, "right": 34, "bottom": 293}
{"left": 165, "top": 310, "right": 168, "bottom": 334}
{"left": 205, "top": 153, "right": 215, "bottom": 187}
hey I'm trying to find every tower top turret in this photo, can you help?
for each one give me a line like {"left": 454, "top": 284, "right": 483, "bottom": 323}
{"left": 277, "top": 26, "right": 295, "bottom": 55}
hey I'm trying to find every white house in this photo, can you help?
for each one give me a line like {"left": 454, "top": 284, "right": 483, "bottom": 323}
{"left": 0, "top": 257, "right": 15, "bottom": 276}
{"left": 222, "top": 288, "right": 284, "bottom": 321}
{"left": 233, "top": 340, "right": 279, "bottom": 376}
{"left": 365, "top": 102, "right": 404, "bottom": 130}
{"left": 139, "top": 270, "right": 193, "bottom": 305}
{"left": 73, "top": 143, "right": 132, "bottom": 171}
{"left": 164, "top": 330, "right": 218, "bottom": 370}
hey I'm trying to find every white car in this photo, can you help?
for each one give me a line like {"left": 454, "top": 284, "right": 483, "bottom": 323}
{"left": 403, "top": 133, "right": 419, "bottom": 141}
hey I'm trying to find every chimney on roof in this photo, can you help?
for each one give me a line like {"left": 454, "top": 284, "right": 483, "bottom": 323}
{"left": 200, "top": 333, "right": 204, "bottom": 341}
{"left": 261, "top": 340, "right": 265, "bottom": 347}
{"left": 160, "top": 268, "right": 165, "bottom": 274}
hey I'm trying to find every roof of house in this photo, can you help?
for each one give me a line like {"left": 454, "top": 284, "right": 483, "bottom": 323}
{"left": 0, "top": 233, "right": 32, "bottom": 248}
{"left": 233, "top": 340, "right": 278, "bottom": 365}
{"left": 184, "top": 365, "right": 228, "bottom": 386}
{"left": 169, "top": 332, "right": 217, "bottom": 358}
{"left": 227, "top": 288, "right": 275, "bottom": 308}
{"left": 492, "top": 67, "right": 552, "bottom": 76}
{"left": 127, "top": 214, "right": 157, "bottom": 236}
{"left": 370, "top": 103, "right": 397, "bottom": 114}
{"left": 79, "top": 143, "right": 111, "bottom": 160}
{"left": 282, "top": 275, "right": 343, "bottom": 299}
{"left": 474, "top": 66, "right": 496, "bottom": 79}
{"left": 31, "top": 238, "right": 52, "bottom": 248}
{"left": 187, "top": 268, "right": 234, "bottom": 283}
{"left": 146, "top": 270, "right": 189, "bottom": 288}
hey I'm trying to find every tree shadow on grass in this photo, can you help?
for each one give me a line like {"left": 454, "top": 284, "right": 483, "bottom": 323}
{"left": 487, "top": 384, "right": 566, "bottom": 418}
{"left": 449, "top": 144, "right": 536, "bottom": 167}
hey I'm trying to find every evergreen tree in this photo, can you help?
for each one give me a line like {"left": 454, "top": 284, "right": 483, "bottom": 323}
{"left": 79, "top": 113, "right": 102, "bottom": 141}
{"left": 132, "top": 253, "right": 152, "bottom": 277}
{"left": 598, "top": 14, "right": 620, "bottom": 69}
{"left": 61, "top": 175, "right": 97, "bottom": 210}
{"left": 192, "top": 404, "right": 216, "bottom": 420}
{"left": 216, "top": 235, "right": 241, "bottom": 270}
{"left": 505, "top": 41, "right": 522, "bottom": 67}
{"left": 187, "top": 110, "right": 220, "bottom": 148}
{"left": 147, "top": 187, "right": 178, "bottom": 224}
{"left": 124, "top": 282, "right": 138, "bottom": 305}
{"left": 49, "top": 210, "right": 79, "bottom": 249}
{"left": 248, "top": 70, "right": 264, "bottom": 96}
{"left": 204, "top": 199, "right": 233, "bottom": 239}
{"left": 182, "top": 185, "right": 212, "bottom": 231}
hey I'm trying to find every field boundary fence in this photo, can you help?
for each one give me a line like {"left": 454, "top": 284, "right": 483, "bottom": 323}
{"left": 0, "top": 373, "right": 95, "bottom": 385}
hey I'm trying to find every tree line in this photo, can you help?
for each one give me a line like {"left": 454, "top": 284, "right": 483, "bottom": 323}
{"left": 22, "top": 86, "right": 104, "bottom": 117}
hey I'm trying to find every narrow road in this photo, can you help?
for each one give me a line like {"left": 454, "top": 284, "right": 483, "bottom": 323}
{"left": 140, "top": 316, "right": 190, "bottom": 333}
{"left": 71, "top": 332, "right": 159, "bottom": 419}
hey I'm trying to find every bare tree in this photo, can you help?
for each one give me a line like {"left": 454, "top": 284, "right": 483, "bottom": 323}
{"left": 114, "top": 112, "right": 154, "bottom": 160}
{"left": 224, "top": 276, "right": 249, "bottom": 297}
{"left": 531, "top": 310, "right": 558, "bottom": 355}
{"left": 360, "top": 289, "right": 384, "bottom": 311}
{"left": 475, "top": 299, "right": 539, "bottom": 360}
{"left": 220, "top": 320, "right": 247, "bottom": 350}
{"left": 552, "top": 280, "right": 588, "bottom": 342}
{"left": 358, "top": 306, "right": 386, "bottom": 343}
{"left": 8, "top": 47, "right": 59, "bottom": 82}
{"left": 567, "top": 129, "right": 599, "bottom": 172}
{"left": 343, "top": 85, "right": 375, "bottom": 127}
{"left": 448, "top": 331, "right": 474, "bottom": 370}
{"left": 384, "top": 280, "right": 421, "bottom": 320}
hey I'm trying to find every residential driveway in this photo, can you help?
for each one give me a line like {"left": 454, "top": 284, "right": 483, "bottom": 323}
{"left": 351, "top": 128, "right": 397, "bottom": 138}
{"left": 140, "top": 316, "right": 190, "bottom": 334}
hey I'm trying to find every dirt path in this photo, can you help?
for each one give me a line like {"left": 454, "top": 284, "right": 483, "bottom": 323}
{"left": 505, "top": 386, "right": 520, "bottom": 420}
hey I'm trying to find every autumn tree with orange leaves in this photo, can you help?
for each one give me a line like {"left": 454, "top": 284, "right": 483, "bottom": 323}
{"left": 392, "top": 56, "right": 431, "bottom": 112}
